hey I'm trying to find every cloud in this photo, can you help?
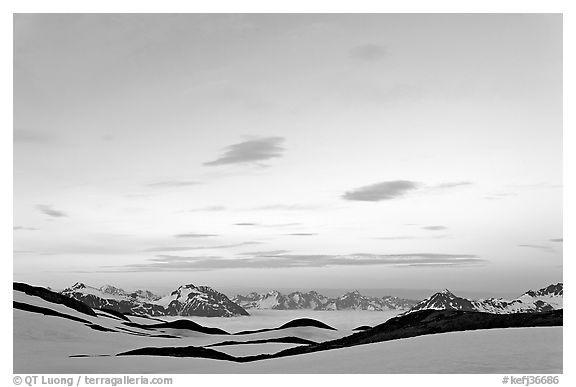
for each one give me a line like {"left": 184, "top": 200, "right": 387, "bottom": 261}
{"left": 422, "top": 226, "right": 448, "bottom": 231}
{"left": 518, "top": 244, "right": 555, "bottom": 252}
{"left": 433, "top": 182, "right": 472, "bottom": 189}
{"left": 174, "top": 233, "right": 219, "bottom": 238}
{"left": 147, "top": 181, "right": 201, "bottom": 188}
{"left": 342, "top": 180, "right": 420, "bottom": 201}
{"left": 102, "top": 252, "right": 484, "bottom": 272}
{"left": 349, "top": 44, "right": 387, "bottom": 61}
{"left": 204, "top": 136, "right": 285, "bottom": 166}
{"left": 376, "top": 236, "right": 417, "bottom": 240}
{"left": 343, "top": 180, "right": 472, "bottom": 202}
{"left": 287, "top": 233, "right": 318, "bottom": 236}
{"left": 376, "top": 235, "right": 449, "bottom": 241}
{"left": 188, "top": 206, "right": 227, "bottom": 212}
{"left": 36, "top": 205, "right": 67, "bottom": 218}
{"left": 14, "top": 129, "right": 56, "bottom": 144}
{"left": 13, "top": 226, "right": 37, "bottom": 231}
{"left": 550, "top": 238, "right": 563, "bottom": 243}
{"left": 238, "top": 250, "right": 292, "bottom": 257}
{"left": 144, "top": 241, "right": 261, "bottom": 252}
{"left": 234, "top": 222, "right": 258, "bottom": 226}
{"left": 252, "top": 204, "right": 325, "bottom": 211}
{"left": 484, "top": 192, "right": 518, "bottom": 200}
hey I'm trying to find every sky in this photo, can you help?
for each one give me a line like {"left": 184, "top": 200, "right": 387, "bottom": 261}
{"left": 13, "top": 14, "right": 563, "bottom": 297}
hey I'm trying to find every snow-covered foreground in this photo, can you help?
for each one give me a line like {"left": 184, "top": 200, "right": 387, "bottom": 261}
{"left": 14, "top": 302, "right": 561, "bottom": 373}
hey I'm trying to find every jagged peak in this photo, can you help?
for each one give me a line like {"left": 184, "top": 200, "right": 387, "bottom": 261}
{"left": 438, "top": 288, "right": 455, "bottom": 296}
{"left": 69, "top": 282, "right": 87, "bottom": 290}
{"left": 100, "top": 284, "right": 125, "bottom": 293}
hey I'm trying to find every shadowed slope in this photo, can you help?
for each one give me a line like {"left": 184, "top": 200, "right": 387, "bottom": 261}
{"left": 235, "top": 318, "right": 336, "bottom": 335}
{"left": 123, "top": 319, "right": 229, "bottom": 335}
{"left": 116, "top": 309, "right": 562, "bottom": 362}
{"left": 14, "top": 282, "right": 97, "bottom": 317}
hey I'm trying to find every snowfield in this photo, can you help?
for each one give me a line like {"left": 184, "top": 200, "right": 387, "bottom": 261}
{"left": 14, "top": 305, "right": 562, "bottom": 373}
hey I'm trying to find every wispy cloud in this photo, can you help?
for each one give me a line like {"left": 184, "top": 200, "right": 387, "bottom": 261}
{"left": 433, "top": 182, "right": 472, "bottom": 190}
{"left": 518, "top": 244, "right": 555, "bottom": 252}
{"left": 174, "top": 233, "right": 219, "bottom": 238}
{"left": 144, "top": 241, "right": 261, "bottom": 252}
{"left": 343, "top": 180, "right": 472, "bottom": 202}
{"left": 550, "top": 238, "right": 563, "bottom": 243}
{"left": 343, "top": 180, "right": 421, "bottom": 201}
{"left": 349, "top": 44, "right": 387, "bottom": 61}
{"left": 376, "top": 235, "right": 450, "bottom": 241}
{"left": 36, "top": 205, "right": 67, "bottom": 218}
{"left": 204, "top": 136, "right": 285, "bottom": 166}
{"left": 14, "top": 129, "right": 56, "bottom": 144}
{"left": 13, "top": 226, "right": 38, "bottom": 231}
{"left": 422, "top": 225, "right": 448, "bottom": 231}
{"left": 146, "top": 181, "right": 201, "bottom": 188}
{"left": 102, "top": 252, "right": 483, "bottom": 272}
{"left": 376, "top": 236, "right": 417, "bottom": 240}
{"left": 484, "top": 192, "right": 518, "bottom": 200}
{"left": 251, "top": 204, "right": 325, "bottom": 211}
{"left": 188, "top": 206, "right": 227, "bottom": 212}
{"left": 234, "top": 222, "right": 302, "bottom": 228}
{"left": 286, "top": 233, "right": 318, "bottom": 236}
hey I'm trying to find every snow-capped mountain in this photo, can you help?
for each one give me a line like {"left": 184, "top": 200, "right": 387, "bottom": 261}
{"left": 232, "top": 290, "right": 418, "bottom": 311}
{"left": 62, "top": 282, "right": 249, "bottom": 317}
{"left": 402, "top": 283, "right": 563, "bottom": 315}
{"left": 157, "top": 284, "right": 249, "bottom": 317}
{"left": 233, "top": 290, "right": 331, "bottom": 310}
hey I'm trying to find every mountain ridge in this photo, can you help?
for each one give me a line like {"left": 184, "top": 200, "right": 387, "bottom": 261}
{"left": 61, "top": 282, "right": 249, "bottom": 317}
{"left": 232, "top": 289, "right": 419, "bottom": 311}
{"left": 402, "top": 283, "right": 563, "bottom": 315}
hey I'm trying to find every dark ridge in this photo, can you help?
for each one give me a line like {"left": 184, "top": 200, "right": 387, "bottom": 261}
{"left": 116, "top": 309, "right": 562, "bottom": 362}
{"left": 96, "top": 311, "right": 122, "bottom": 321}
{"left": 234, "top": 327, "right": 272, "bottom": 335}
{"left": 113, "top": 326, "right": 178, "bottom": 338}
{"left": 123, "top": 320, "right": 230, "bottom": 335}
{"left": 235, "top": 318, "right": 336, "bottom": 335}
{"left": 264, "top": 309, "right": 564, "bottom": 361}
{"left": 206, "top": 336, "right": 317, "bottom": 347}
{"left": 14, "top": 282, "right": 97, "bottom": 317}
{"left": 98, "top": 308, "right": 131, "bottom": 322}
{"left": 70, "top": 354, "right": 113, "bottom": 358}
{"left": 13, "top": 301, "right": 116, "bottom": 333}
{"left": 117, "top": 345, "right": 238, "bottom": 362}
{"left": 14, "top": 301, "right": 92, "bottom": 324}
{"left": 279, "top": 318, "right": 337, "bottom": 331}
{"left": 86, "top": 324, "right": 116, "bottom": 332}
{"left": 352, "top": 325, "right": 372, "bottom": 331}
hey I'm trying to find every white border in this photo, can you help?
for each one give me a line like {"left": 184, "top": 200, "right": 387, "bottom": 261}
{"left": 3, "top": 2, "right": 572, "bottom": 386}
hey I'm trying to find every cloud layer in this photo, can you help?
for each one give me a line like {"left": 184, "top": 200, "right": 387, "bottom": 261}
{"left": 147, "top": 181, "right": 201, "bottom": 188}
{"left": 104, "top": 252, "right": 483, "bottom": 272}
{"left": 342, "top": 180, "right": 420, "bottom": 201}
{"left": 349, "top": 44, "right": 388, "bottom": 61}
{"left": 35, "top": 205, "right": 67, "bottom": 218}
{"left": 422, "top": 226, "right": 448, "bottom": 231}
{"left": 342, "top": 180, "right": 472, "bottom": 202}
{"left": 204, "top": 136, "right": 285, "bottom": 166}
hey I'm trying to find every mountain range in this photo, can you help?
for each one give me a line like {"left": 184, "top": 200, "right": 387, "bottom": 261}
{"left": 401, "top": 283, "right": 563, "bottom": 315}
{"left": 58, "top": 281, "right": 563, "bottom": 318}
{"left": 232, "top": 290, "right": 419, "bottom": 311}
{"left": 61, "top": 282, "right": 249, "bottom": 317}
